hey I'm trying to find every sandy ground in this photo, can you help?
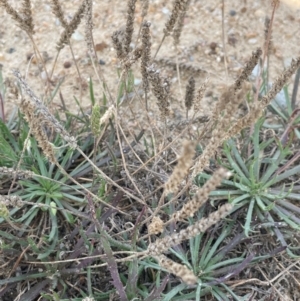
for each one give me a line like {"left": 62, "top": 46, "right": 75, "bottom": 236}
{"left": 0, "top": 0, "right": 300, "bottom": 124}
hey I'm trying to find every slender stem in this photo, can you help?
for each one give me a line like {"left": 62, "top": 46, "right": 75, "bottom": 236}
{"left": 221, "top": 0, "right": 228, "bottom": 81}
{"left": 154, "top": 34, "right": 166, "bottom": 59}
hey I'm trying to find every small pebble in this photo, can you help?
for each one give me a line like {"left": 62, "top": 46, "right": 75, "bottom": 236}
{"left": 209, "top": 42, "right": 217, "bottom": 51}
{"left": 162, "top": 7, "right": 170, "bottom": 14}
{"left": 99, "top": 59, "right": 105, "bottom": 65}
{"left": 228, "top": 34, "right": 237, "bottom": 46}
{"left": 6, "top": 48, "right": 16, "bottom": 54}
{"left": 41, "top": 71, "right": 47, "bottom": 80}
{"left": 72, "top": 31, "right": 84, "bottom": 41}
{"left": 251, "top": 64, "right": 260, "bottom": 77}
{"left": 63, "top": 61, "right": 72, "bottom": 68}
{"left": 134, "top": 78, "right": 142, "bottom": 85}
{"left": 229, "top": 10, "right": 236, "bottom": 16}
{"left": 26, "top": 52, "right": 34, "bottom": 61}
{"left": 95, "top": 42, "right": 108, "bottom": 52}
{"left": 248, "top": 38, "right": 257, "bottom": 44}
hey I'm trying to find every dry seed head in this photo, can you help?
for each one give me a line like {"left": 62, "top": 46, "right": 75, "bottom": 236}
{"left": 56, "top": 0, "right": 86, "bottom": 50}
{"left": 123, "top": 46, "right": 143, "bottom": 70}
{"left": 20, "top": 0, "right": 34, "bottom": 34}
{"left": 148, "top": 203, "right": 233, "bottom": 255}
{"left": 173, "top": 168, "right": 231, "bottom": 221}
{"left": 226, "top": 106, "right": 262, "bottom": 139}
{"left": 100, "top": 105, "right": 115, "bottom": 126}
{"left": 194, "top": 77, "right": 209, "bottom": 112}
{"left": 0, "top": 0, "right": 34, "bottom": 34}
{"left": 141, "top": 21, "right": 151, "bottom": 94}
{"left": 32, "top": 117, "right": 57, "bottom": 163}
{"left": 212, "top": 84, "right": 236, "bottom": 120}
{"left": 20, "top": 99, "right": 56, "bottom": 164}
{"left": 0, "top": 167, "right": 34, "bottom": 179}
{"left": 112, "top": 30, "right": 125, "bottom": 60}
{"left": 51, "top": 0, "right": 69, "bottom": 28}
{"left": 234, "top": 48, "right": 262, "bottom": 91}
{"left": 173, "top": 0, "right": 191, "bottom": 45}
{"left": 4, "top": 77, "right": 19, "bottom": 101}
{"left": 164, "top": 0, "right": 187, "bottom": 36}
{"left": 184, "top": 77, "right": 195, "bottom": 114}
{"left": 192, "top": 128, "right": 223, "bottom": 177}
{"left": 0, "top": 195, "right": 23, "bottom": 207}
{"left": 14, "top": 70, "right": 77, "bottom": 148}
{"left": 219, "top": 81, "right": 250, "bottom": 128}
{"left": 147, "top": 64, "right": 170, "bottom": 118}
{"left": 148, "top": 216, "right": 164, "bottom": 235}
{"left": 123, "top": 0, "right": 137, "bottom": 55}
{"left": 84, "top": 0, "right": 94, "bottom": 55}
{"left": 165, "top": 140, "right": 196, "bottom": 194}
{"left": 20, "top": 97, "right": 35, "bottom": 124}
{"left": 158, "top": 255, "right": 197, "bottom": 285}
{"left": 260, "top": 57, "right": 300, "bottom": 108}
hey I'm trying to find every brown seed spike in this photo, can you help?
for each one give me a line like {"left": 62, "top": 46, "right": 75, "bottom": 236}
{"left": 233, "top": 48, "right": 262, "bottom": 91}
{"left": 112, "top": 30, "right": 125, "bottom": 60}
{"left": 123, "top": 0, "right": 137, "bottom": 55}
{"left": 164, "top": 0, "right": 187, "bottom": 36}
{"left": 173, "top": 168, "right": 231, "bottom": 221}
{"left": 158, "top": 255, "right": 197, "bottom": 285}
{"left": 147, "top": 64, "right": 170, "bottom": 118}
{"left": 165, "top": 140, "right": 196, "bottom": 195}
{"left": 56, "top": 0, "right": 86, "bottom": 50}
{"left": 184, "top": 77, "right": 195, "bottom": 119}
{"left": 148, "top": 203, "right": 233, "bottom": 256}
{"left": 173, "top": 0, "right": 191, "bottom": 45}
{"left": 141, "top": 21, "right": 152, "bottom": 95}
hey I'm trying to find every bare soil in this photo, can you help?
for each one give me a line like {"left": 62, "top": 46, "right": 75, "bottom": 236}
{"left": 0, "top": 0, "right": 299, "bottom": 119}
